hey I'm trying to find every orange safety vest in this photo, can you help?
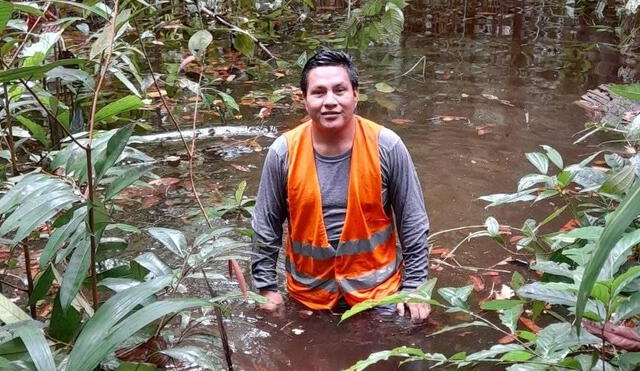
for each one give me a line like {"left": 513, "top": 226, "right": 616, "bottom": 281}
{"left": 284, "top": 116, "right": 402, "bottom": 310}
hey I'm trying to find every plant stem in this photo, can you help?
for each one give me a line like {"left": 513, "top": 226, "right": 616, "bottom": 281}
{"left": 22, "top": 244, "right": 36, "bottom": 318}
{"left": 2, "top": 84, "right": 18, "bottom": 175}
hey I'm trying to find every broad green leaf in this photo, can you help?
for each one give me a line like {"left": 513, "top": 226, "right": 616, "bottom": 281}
{"left": 116, "top": 362, "right": 157, "bottom": 371}
{"left": 535, "top": 323, "right": 600, "bottom": 359}
{"left": 611, "top": 266, "right": 640, "bottom": 298}
{"left": 616, "top": 351, "right": 640, "bottom": 371}
{"left": 517, "top": 174, "right": 551, "bottom": 192}
{"left": 525, "top": 152, "right": 549, "bottom": 174}
{"left": 94, "top": 96, "right": 143, "bottom": 123}
{"left": 380, "top": 3, "right": 404, "bottom": 43}
{"left": 599, "top": 165, "right": 635, "bottom": 194}
{"left": 11, "top": 321, "right": 56, "bottom": 370}
{"left": 0, "top": 293, "right": 31, "bottom": 324}
{"left": 235, "top": 180, "right": 247, "bottom": 205}
{"left": 12, "top": 4, "right": 43, "bottom": 16}
{"left": 59, "top": 237, "right": 90, "bottom": 311}
{"left": 541, "top": 145, "right": 563, "bottom": 169}
{"left": 105, "top": 163, "right": 154, "bottom": 200}
{"left": 375, "top": 82, "right": 395, "bottom": 93}
{"left": 46, "top": 66, "right": 95, "bottom": 91}
{"left": 217, "top": 91, "right": 239, "bottom": 112}
{"left": 615, "top": 292, "right": 640, "bottom": 321}
{"left": 233, "top": 33, "right": 255, "bottom": 58}
{"left": 363, "top": 0, "right": 384, "bottom": 16}
{"left": 499, "top": 304, "right": 523, "bottom": 333}
{"left": 610, "top": 84, "right": 640, "bottom": 101}
{"left": 537, "top": 205, "right": 568, "bottom": 230}
{"left": 479, "top": 189, "right": 537, "bottom": 208}
{"left": 67, "top": 275, "right": 174, "bottom": 367}
{"left": 555, "top": 226, "right": 603, "bottom": 241}
{"left": 530, "top": 261, "right": 577, "bottom": 279}
{"left": 0, "top": 1, "right": 13, "bottom": 35}
{"left": 484, "top": 216, "right": 499, "bottom": 237}
{"left": 94, "top": 123, "right": 135, "bottom": 182}
{"left": 15, "top": 116, "right": 49, "bottom": 147}
{"left": 147, "top": 228, "right": 186, "bottom": 257}
{"left": 343, "top": 346, "right": 444, "bottom": 371}
{"left": 161, "top": 346, "right": 218, "bottom": 369}
{"left": 134, "top": 252, "right": 172, "bottom": 276}
{"left": 466, "top": 344, "right": 524, "bottom": 361}
{"left": 437, "top": 285, "right": 473, "bottom": 308}
{"left": 90, "top": 18, "right": 115, "bottom": 59}
{"left": 188, "top": 30, "right": 213, "bottom": 57}
{"left": 518, "top": 282, "right": 577, "bottom": 306}
{"left": 29, "top": 266, "right": 53, "bottom": 306}
{"left": 576, "top": 181, "right": 640, "bottom": 331}
{"left": 49, "top": 293, "right": 82, "bottom": 343}
{"left": 49, "top": 0, "right": 109, "bottom": 19}
{"left": 40, "top": 206, "right": 86, "bottom": 266}
{"left": 0, "top": 59, "right": 84, "bottom": 83}
{"left": 340, "top": 291, "right": 438, "bottom": 322}
{"left": 480, "top": 299, "right": 523, "bottom": 310}
{"left": 425, "top": 321, "right": 490, "bottom": 338}
{"left": 501, "top": 350, "right": 534, "bottom": 362}
{"left": 70, "top": 298, "right": 207, "bottom": 371}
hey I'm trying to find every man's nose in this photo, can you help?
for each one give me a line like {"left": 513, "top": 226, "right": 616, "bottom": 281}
{"left": 323, "top": 91, "right": 338, "bottom": 106}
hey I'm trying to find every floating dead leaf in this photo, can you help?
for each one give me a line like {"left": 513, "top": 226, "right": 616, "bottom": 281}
{"left": 391, "top": 118, "right": 414, "bottom": 125}
{"left": 481, "top": 271, "right": 501, "bottom": 276}
{"left": 560, "top": 219, "right": 580, "bottom": 232}
{"left": 518, "top": 317, "right": 541, "bottom": 333}
{"left": 498, "top": 334, "right": 517, "bottom": 344}
{"left": 482, "top": 94, "right": 499, "bottom": 100}
{"left": 226, "top": 74, "right": 236, "bottom": 82}
{"left": 231, "top": 164, "right": 249, "bottom": 172}
{"left": 494, "top": 284, "right": 514, "bottom": 300}
{"left": 429, "top": 247, "right": 452, "bottom": 257}
{"left": 298, "top": 310, "right": 313, "bottom": 318}
{"left": 146, "top": 90, "right": 167, "bottom": 98}
{"left": 292, "top": 328, "right": 305, "bottom": 335}
{"left": 256, "top": 104, "right": 273, "bottom": 119}
{"left": 469, "top": 275, "right": 485, "bottom": 292}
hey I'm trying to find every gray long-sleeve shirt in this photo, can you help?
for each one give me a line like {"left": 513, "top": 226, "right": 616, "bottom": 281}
{"left": 251, "top": 126, "right": 430, "bottom": 292}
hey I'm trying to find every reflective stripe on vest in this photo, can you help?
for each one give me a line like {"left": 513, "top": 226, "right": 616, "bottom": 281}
{"left": 284, "top": 116, "right": 402, "bottom": 310}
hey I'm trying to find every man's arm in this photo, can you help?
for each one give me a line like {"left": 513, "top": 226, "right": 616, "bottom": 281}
{"left": 251, "top": 136, "right": 288, "bottom": 292}
{"left": 380, "top": 129, "right": 430, "bottom": 290}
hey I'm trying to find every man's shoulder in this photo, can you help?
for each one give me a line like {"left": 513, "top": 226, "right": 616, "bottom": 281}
{"left": 378, "top": 126, "right": 403, "bottom": 152}
{"left": 268, "top": 134, "right": 289, "bottom": 158}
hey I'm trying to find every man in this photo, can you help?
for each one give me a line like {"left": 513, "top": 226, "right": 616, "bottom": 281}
{"left": 251, "top": 50, "right": 430, "bottom": 320}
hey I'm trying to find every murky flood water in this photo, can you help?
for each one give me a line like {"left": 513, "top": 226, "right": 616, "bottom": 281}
{"left": 121, "top": 0, "right": 638, "bottom": 369}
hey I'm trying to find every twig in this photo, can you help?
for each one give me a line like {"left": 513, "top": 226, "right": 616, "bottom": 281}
{"left": 86, "top": 0, "right": 121, "bottom": 310}
{"left": 22, "top": 243, "right": 36, "bottom": 318}
{"left": 6, "top": 2, "right": 53, "bottom": 68}
{"left": 431, "top": 258, "right": 511, "bottom": 273}
{"left": 213, "top": 15, "right": 277, "bottom": 60}
{"left": 390, "top": 56, "right": 426, "bottom": 81}
{"left": 2, "top": 84, "right": 18, "bottom": 175}
{"left": 0, "top": 279, "right": 28, "bottom": 292}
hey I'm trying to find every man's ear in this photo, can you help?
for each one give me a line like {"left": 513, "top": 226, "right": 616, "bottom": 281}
{"left": 353, "top": 88, "right": 359, "bottom": 102}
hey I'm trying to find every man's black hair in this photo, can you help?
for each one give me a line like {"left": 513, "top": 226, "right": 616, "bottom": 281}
{"left": 300, "top": 49, "right": 359, "bottom": 95}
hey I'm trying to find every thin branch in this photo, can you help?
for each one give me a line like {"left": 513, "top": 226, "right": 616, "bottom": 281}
{"left": 2, "top": 84, "right": 19, "bottom": 175}
{"left": 0, "top": 279, "right": 28, "bottom": 292}
{"left": 213, "top": 14, "right": 277, "bottom": 60}
{"left": 22, "top": 243, "right": 36, "bottom": 318}
{"left": 6, "top": 2, "right": 53, "bottom": 68}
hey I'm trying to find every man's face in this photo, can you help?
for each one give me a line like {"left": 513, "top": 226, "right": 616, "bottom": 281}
{"left": 303, "top": 65, "right": 359, "bottom": 133}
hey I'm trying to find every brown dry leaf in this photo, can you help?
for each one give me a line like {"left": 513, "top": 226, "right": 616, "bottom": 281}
{"left": 37, "top": 303, "right": 53, "bottom": 317}
{"left": 440, "top": 116, "right": 468, "bottom": 122}
{"left": 161, "top": 20, "right": 182, "bottom": 29}
{"left": 226, "top": 74, "right": 236, "bottom": 82}
{"left": 476, "top": 128, "right": 490, "bottom": 136}
{"left": 116, "top": 336, "right": 170, "bottom": 366}
{"left": 391, "top": 118, "right": 414, "bottom": 125}
{"left": 231, "top": 164, "right": 249, "bottom": 172}
{"left": 469, "top": 275, "right": 485, "bottom": 292}
{"left": 498, "top": 334, "right": 517, "bottom": 344}
{"left": 141, "top": 196, "right": 161, "bottom": 209}
{"left": 518, "top": 317, "right": 541, "bottom": 333}
{"left": 510, "top": 235, "right": 525, "bottom": 243}
{"left": 429, "top": 247, "right": 452, "bottom": 257}
{"left": 256, "top": 106, "right": 272, "bottom": 120}
{"left": 241, "top": 97, "right": 256, "bottom": 106}
{"left": 481, "top": 271, "right": 501, "bottom": 276}
{"left": 298, "top": 310, "right": 313, "bottom": 318}
{"left": 583, "top": 321, "right": 640, "bottom": 351}
{"left": 146, "top": 90, "right": 167, "bottom": 98}
{"left": 560, "top": 219, "right": 580, "bottom": 232}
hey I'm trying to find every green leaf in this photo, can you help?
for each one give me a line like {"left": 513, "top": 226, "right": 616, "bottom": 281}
{"left": 485, "top": 216, "right": 499, "bottom": 237}
{"left": 0, "top": 59, "right": 84, "bottom": 83}
{"left": 235, "top": 180, "right": 247, "bottom": 205}
{"left": 363, "top": 0, "right": 384, "bottom": 16}
{"left": 147, "top": 228, "right": 186, "bottom": 257}
{"left": 437, "top": 285, "right": 473, "bottom": 308}
{"left": 161, "top": 346, "right": 218, "bottom": 369}
{"left": 15, "top": 115, "right": 49, "bottom": 147}
{"left": 59, "top": 237, "right": 90, "bottom": 311}
{"left": 217, "top": 91, "right": 239, "bottom": 112}
{"left": 0, "top": 293, "right": 31, "bottom": 324}
{"left": 615, "top": 292, "right": 640, "bottom": 321}
{"left": 611, "top": 266, "right": 640, "bottom": 298}
{"left": 576, "top": 181, "right": 640, "bottom": 331}
{"left": 481, "top": 299, "right": 524, "bottom": 310}
{"left": 0, "top": 1, "right": 13, "bottom": 35}
{"left": 40, "top": 206, "right": 87, "bottom": 266}
{"left": 134, "top": 252, "right": 172, "bottom": 276}
{"left": 188, "top": 30, "right": 213, "bottom": 57}
{"left": 541, "top": 145, "right": 563, "bottom": 169}
{"left": 233, "top": 33, "right": 255, "bottom": 58}
{"left": 343, "top": 346, "right": 443, "bottom": 371}
{"left": 115, "top": 362, "right": 158, "bottom": 371}
{"left": 535, "top": 323, "right": 600, "bottom": 359}
{"left": 49, "top": 293, "right": 82, "bottom": 343}
{"left": 49, "top": 0, "right": 108, "bottom": 19}
{"left": 525, "top": 152, "right": 549, "bottom": 174}
{"left": 610, "top": 84, "right": 640, "bottom": 101}
{"left": 518, "top": 282, "right": 577, "bottom": 306}
{"left": 600, "top": 165, "right": 636, "bottom": 194}
{"left": 479, "top": 189, "right": 537, "bottom": 208}
{"left": 69, "top": 298, "right": 207, "bottom": 371}
{"left": 375, "top": 82, "right": 395, "bottom": 93}
{"left": 380, "top": 2, "right": 404, "bottom": 43}
{"left": 499, "top": 304, "right": 523, "bottom": 333}
{"left": 501, "top": 350, "right": 534, "bottom": 362}
{"left": 94, "top": 123, "right": 135, "bottom": 182}
{"left": 13, "top": 4, "right": 43, "bottom": 16}
{"left": 466, "top": 344, "right": 524, "bottom": 361}
{"left": 296, "top": 51, "right": 307, "bottom": 68}
{"left": 95, "top": 96, "right": 143, "bottom": 123}
{"left": 425, "top": 321, "right": 490, "bottom": 337}
{"left": 11, "top": 321, "right": 56, "bottom": 370}
{"left": 105, "top": 163, "right": 154, "bottom": 200}
{"left": 616, "top": 351, "right": 640, "bottom": 371}
{"left": 517, "top": 174, "right": 552, "bottom": 192}
{"left": 29, "top": 266, "right": 53, "bottom": 306}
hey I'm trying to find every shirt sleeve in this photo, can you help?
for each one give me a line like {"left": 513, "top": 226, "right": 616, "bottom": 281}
{"left": 250, "top": 137, "right": 288, "bottom": 291}
{"left": 382, "top": 134, "right": 430, "bottom": 290}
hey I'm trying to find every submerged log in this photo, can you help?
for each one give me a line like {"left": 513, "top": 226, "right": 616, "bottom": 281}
{"left": 575, "top": 84, "right": 640, "bottom": 127}
{"left": 130, "top": 125, "right": 278, "bottom": 144}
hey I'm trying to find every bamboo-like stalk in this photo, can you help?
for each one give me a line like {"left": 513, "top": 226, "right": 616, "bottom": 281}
{"left": 2, "top": 84, "right": 19, "bottom": 175}
{"left": 22, "top": 244, "right": 36, "bottom": 318}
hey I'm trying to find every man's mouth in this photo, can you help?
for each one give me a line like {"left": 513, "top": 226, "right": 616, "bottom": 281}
{"left": 322, "top": 112, "right": 340, "bottom": 117}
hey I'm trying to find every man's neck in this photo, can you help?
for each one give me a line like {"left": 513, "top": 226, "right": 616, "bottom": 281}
{"left": 311, "top": 118, "right": 357, "bottom": 157}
